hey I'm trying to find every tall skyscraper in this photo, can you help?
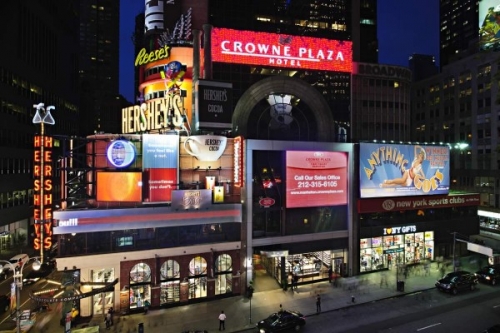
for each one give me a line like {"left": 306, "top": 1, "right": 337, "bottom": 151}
{"left": 79, "top": 0, "right": 121, "bottom": 135}
{"left": 439, "top": 0, "right": 478, "bottom": 67}
{"left": 207, "top": 0, "right": 377, "bottom": 135}
{"left": 0, "top": 1, "right": 80, "bottom": 245}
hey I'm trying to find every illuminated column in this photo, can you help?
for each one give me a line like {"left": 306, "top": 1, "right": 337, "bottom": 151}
{"left": 32, "top": 103, "right": 55, "bottom": 264}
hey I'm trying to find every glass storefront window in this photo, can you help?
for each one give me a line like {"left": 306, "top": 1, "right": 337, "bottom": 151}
{"left": 130, "top": 263, "right": 151, "bottom": 283}
{"left": 129, "top": 285, "right": 151, "bottom": 310}
{"left": 160, "top": 260, "right": 180, "bottom": 306}
{"left": 188, "top": 256, "right": 207, "bottom": 299}
{"left": 360, "top": 230, "right": 434, "bottom": 273}
{"left": 160, "top": 260, "right": 179, "bottom": 279}
{"left": 129, "top": 263, "right": 151, "bottom": 310}
{"left": 92, "top": 268, "right": 114, "bottom": 315}
{"left": 215, "top": 254, "right": 232, "bottom": 295}
{"left": 360, "top": 238, "right": 371, "bottom": 249}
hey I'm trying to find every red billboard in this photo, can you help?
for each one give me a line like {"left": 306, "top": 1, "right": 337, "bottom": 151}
{"left": 212, "top": 27, "right": 352, "bottom": 72}
{"left": 286, "top": 151, "right": 348, "bottom": 208}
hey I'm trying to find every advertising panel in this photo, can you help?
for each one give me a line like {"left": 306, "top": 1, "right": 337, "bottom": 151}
{"left": 479, "top": 1, "right": 500, "bottom": 51}
{"left": 358, "top": 193, "right": 480, "bottom": 213}
{"left": 142, "top": 134, "right": 179, "bottom": 202}
{"left": 171, "top": 190, "right": 213, "bottom": 210}
{"left": 211, "top": 27, "right": 352, "bottom": 72}
{"left": 286, "top": 151, "right": 348, "bottom": 208}
{"left": 359, "top": 143, "right": 450, "bottom": 198}
{"left": 196, "top": 80, "right": 233, "bottom": 129}
{"left": 96, "top": 172, "right": 142, "bottom": 202}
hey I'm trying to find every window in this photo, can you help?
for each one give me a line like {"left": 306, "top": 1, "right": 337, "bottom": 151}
{"left": 215, "top": 254, "right": 233, "bottom": 295}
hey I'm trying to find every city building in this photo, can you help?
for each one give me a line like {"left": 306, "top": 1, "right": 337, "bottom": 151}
{"left": 439, "top": 0, "right": 478, "bottom": 68}
{"left": 0, "top": 1, "right": 80, "bottom": 248}
{"left": 78, "top": 0, "right": 121, "bottom": 135}
{"left": 351, "top": 62, "right": 412, "bottom": 142}
{"left": 412, "top": 51, "right": 499, "bottom": 210}
{"left": 408, "top": 54, "right": 438, "bottom": 82}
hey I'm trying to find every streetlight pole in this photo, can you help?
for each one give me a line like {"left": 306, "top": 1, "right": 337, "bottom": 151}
{"left": 452, "top": 232, "right": 457, "bottom": 272}
{"left": 0, "top": 257, "right": 41, "bottom": 333}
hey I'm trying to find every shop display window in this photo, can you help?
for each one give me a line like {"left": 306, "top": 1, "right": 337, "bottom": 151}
{"left": 215, "top": 254, "right": 232, "bottom": 295}
{"left": 129, "top": 263, "right": 151, "bottom": 310}
{"left": 372, "top": 237, "right": 382, "bottom": 247}
{"left": 360, "top": 238, "right": 371, "bottom": 249}
{"left": 405, "top": 234, "right": 414, "bottom": 245}
{"left": 188, "top": 256, "right": 207, "bottom": 299}
{"left": 92, "top": 268, "right": 115, "bottom": 315}
{"left": 129, "top": 285, "right": 151, "bottom": 310}
{"left": 130, "top": 263, "right": 151, "bottom": 283}
{"left": 160, "top": 260, "right": 180, "bottom": 305}
{"left": 360, "top": 230, "right": 435, "bottom": 273}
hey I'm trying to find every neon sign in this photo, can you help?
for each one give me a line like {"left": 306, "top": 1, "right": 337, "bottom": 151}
{"left": 33, "top": 135, "right": 53, "bottom": 251}
{"left": 211, "top": 27, "right": 352, "bottom": 72}
{"left": 233, "top": 136, "right": 243, "bottom": 187}
{"left": 135, "top": 46, "right": 171, "bottom": 67}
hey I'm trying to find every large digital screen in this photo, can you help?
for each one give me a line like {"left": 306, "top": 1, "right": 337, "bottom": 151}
{"left": 286, "top": 151, "right": 348, "bottom": 208}
{"left": 479, "top": 1, "right": 500, "bottom": 51}
{"left": 212, "top": 27, "right": 352, "bottom": 72}
{"left": 96, "top": 172, "right": 142, "bottom": 202}
{"left": 359, "top": 143, "right": 450, "bottom": 198}
{"left": 142, "top": 134, "right": 179, "bottom": 202}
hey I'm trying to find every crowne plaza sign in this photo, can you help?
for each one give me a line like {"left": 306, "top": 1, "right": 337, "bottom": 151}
{"left": 211, "top": 27, "right": 352, "bottom": 72}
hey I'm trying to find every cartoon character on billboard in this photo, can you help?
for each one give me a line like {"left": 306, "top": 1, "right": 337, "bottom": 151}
{"left": 480, "top": 4, "right": 500, "bottom": 47}
{"left": 381, "top": 145, "right": 426, "bottom": 187}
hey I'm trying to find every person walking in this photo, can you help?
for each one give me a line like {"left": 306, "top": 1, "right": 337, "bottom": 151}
{"left": 316, "top": 294, "right": 321, "bottom": 313}
{"left": 218, "top": 310, "right": 226, "bottom": 331}
{"left": 105, "top": 311, "right": 111, "bottom": 330}
{"left": 107, "top": 307, "right": 114, "bottom": 326}
{"left": 144, "top": 299, "right": 150, "bottom": 314}
{"left": 328, "top": 267, "right": 333, "bottom": 283}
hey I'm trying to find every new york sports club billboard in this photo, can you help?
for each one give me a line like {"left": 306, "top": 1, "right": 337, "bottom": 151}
{"left": 359, "top": 143, "right": 450, "bottom": 198}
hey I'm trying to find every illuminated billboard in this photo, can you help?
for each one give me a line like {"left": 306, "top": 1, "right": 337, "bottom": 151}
{"left": 359, "top": 143, "right": 450, "bottom": 198}
{"left": 479, "top": 1, "right": 500, "bottom": 51}
{"left": 212, "top": 27, "right": 352, "bottom": 72}
{"left": 286, "top": 151, "right": 348, "bottom": 208}
{"left": 96, "top": 172, "right": 142, "bottom": 202}
{"left": 142, "top": 134, "right": 179, "bottom": 202}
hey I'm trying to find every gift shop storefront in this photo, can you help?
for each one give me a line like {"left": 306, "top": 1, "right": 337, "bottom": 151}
{"left": 357, "top": 193, "right": 481, "bottom": 274}
{"left": 360, "top": 225, "right": 434, "bottom": 272}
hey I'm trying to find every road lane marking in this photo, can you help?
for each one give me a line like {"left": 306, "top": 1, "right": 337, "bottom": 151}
{"left": 417, "top": 323, "right": 442, "bottom": 331}
{"left": 493, "top": 304, "right": 500, "bottom": 308}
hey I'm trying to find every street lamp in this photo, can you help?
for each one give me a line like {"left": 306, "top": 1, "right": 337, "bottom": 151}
{"left": 0, "top": 256, "right": 41, "bottom": 333}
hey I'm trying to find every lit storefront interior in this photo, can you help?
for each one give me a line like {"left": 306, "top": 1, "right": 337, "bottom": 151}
{"left": 360, "top": 230, "right": 434, "bottom": 272}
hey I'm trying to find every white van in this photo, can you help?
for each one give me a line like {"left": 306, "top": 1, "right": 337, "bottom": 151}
{"left": 5, "top": 254, "right": 29, "bottom": 272}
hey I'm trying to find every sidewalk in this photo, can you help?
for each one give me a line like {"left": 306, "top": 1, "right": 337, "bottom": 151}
{"left": 38, "top": 259, "right": 481, "bottom": 333}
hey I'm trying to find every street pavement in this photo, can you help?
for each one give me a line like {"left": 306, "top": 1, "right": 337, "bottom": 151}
{"left": 34, "top": 258, "right": 481, "bottom": 333}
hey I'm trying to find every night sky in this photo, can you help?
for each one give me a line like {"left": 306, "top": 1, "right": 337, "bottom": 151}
{"left": 118, "top": 0, "right": 440, "bottom": 103}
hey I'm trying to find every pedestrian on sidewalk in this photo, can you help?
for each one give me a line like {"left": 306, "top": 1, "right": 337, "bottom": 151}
{"left": 144, "top": 299, "right": 150, "bottom": 314}
{"left": 316, "top": 294, "right": 321, "bottom": 313}
{"left": 107, "top": 307, "right": 114, "bottom": 326}
{"left": 279, "top": 304, "right": 284, "bottom": 313}
{"left": 105, "top": 311, "right": 111, "bottom": 330}
{"left": 328, "top": 267, "right": 333, "bottom": 283}
{"left": 218, "top": 310, "right": 226, "bottom": 331}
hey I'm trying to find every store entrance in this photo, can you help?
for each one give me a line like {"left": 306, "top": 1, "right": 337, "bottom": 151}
{"left": 254, "top": 250, "right": 344, "bottom": 289}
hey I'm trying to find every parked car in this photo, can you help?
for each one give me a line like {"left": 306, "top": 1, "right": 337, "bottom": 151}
{"left": 476, "top": 265, "right": 500, "bottom": 285}
{"left": 435, "top": 270, "right": 478, "bottom": 295}
{"left": 3, "top": 254, "right": 29, "bottom": 273}
{"left": 484, "top": 324, "right": 500, "bottom": 333}
{"left": 257, "top": 310, "right": 306, "bottom": 333}
{"left": 0, "top": 295, "right": 9, "bottom": 313}
{"left": 22, "top": 260, "right": 56, "bottom": 285}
